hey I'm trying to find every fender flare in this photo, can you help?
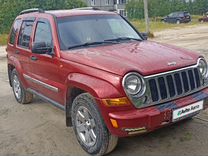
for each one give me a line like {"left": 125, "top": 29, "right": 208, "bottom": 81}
{"left": 7, "top": 56, "right": 27, "bottom": 88}
{"left": 65, "top": 72, "right": 122, "bottom": 126}
{"left": 66, "top": 73, "right": 121, "bottom": 99}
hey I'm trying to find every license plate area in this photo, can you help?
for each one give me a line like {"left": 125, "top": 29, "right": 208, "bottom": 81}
{"left": 172, "top": 101, "right": 204, "bottom": 122}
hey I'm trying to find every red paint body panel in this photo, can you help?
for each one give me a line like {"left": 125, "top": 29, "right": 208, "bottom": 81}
{"left": 61, "top": 41, "right": 199, "bottom": 76}
{"left": 6, "top": 10, "right": 208, "bottom": 137}
{"left": 106, "top": 88, "right": 208, "bottom": 137}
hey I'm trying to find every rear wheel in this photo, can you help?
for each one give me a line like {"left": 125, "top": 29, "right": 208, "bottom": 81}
{"left": 71, "top": 93, "right": 118, "bottom": 156}
{"left": 11, "top": 69, "right": 33, "bottom": 104}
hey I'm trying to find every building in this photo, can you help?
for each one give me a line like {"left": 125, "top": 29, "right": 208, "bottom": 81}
{"left": 83, "top": 0, "right": 128, "bottom": 17}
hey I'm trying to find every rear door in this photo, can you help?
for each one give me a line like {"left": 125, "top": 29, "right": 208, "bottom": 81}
{"left": 172, "top": 12, "right": 179, "bottom": 23}
{"left": 167, "top": 13, "right": 175, "bottom": 23}
{"left": 16, "top": 18, "right": 36, "bottom": 86}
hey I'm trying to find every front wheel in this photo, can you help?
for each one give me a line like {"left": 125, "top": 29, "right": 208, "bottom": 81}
{"left": 176, "top": 20, "right": 180, "bottom": 24}
{"left": 71, "top": 93, "right": 118, "bottom": 156}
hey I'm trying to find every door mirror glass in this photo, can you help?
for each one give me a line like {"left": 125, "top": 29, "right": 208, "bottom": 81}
{"left": 32, "top": 42, "right": 53, "bottom": 54}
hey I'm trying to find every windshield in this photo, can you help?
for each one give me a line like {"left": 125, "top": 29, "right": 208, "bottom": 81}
{"left": 57, "top": 15, "right": 142, "bottom": 50}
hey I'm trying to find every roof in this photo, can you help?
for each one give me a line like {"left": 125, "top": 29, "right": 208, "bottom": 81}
{"left": 46, "top": 9, "right": 116, "bottom": 18}
{"left": 173, "top": 11, "right": 189, "bottom": 13}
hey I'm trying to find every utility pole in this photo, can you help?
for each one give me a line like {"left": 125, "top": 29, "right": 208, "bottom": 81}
{"left": 143, "top": 0, "right": 150, "bottom": 33}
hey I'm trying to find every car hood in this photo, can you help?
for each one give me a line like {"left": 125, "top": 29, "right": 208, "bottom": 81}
{"left": 60, "top": 41, "right": 199, "bottom": 76}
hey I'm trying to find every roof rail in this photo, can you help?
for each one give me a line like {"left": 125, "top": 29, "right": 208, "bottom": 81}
{"left": 73, "top": 7, "right": 100, "bottom": 11}
{"left": 19, "top": 8, "right": 44, "bottom": 15}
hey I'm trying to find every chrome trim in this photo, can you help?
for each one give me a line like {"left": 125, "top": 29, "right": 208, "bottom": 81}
{"left": 198, "top": 58, "right": 208, "bottom": 78}
{"left": 27, "top": 88, "right": 65, "bottom": 110}
{"left": 167, "top": 61, "right": 177, "bottom": 66}
{"left": 23, "top": 74, "right": 59, "bottom": 93}
{"left": 123, "top": 58, "right": 208, "bottom": 108}
{"left": 122, "top": 72, "right": 146, "bottom": 96}
{"left": 143, "top": 68, "right": 206, "bottom": 107}
{"left": 144, "top": 58, "right": 203, "bottom": 79}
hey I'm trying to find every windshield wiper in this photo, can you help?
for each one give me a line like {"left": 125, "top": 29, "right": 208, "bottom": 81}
{"left": 105, "top": 37, "right": 142, "bottom": 42}
{"left": 68, "top": 41, "right": 117, "bottom": 50}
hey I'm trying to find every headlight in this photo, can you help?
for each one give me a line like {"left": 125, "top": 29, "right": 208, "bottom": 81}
{"left": 198, "top": 58, "right": 208, "bottom": 78}
{"left": 123, "top": 73, "right": 146, "bottom": 96}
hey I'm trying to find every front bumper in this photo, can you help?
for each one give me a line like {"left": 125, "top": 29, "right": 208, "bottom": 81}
{"left": 104, "top": 88, "right": 208, "bottom": 137}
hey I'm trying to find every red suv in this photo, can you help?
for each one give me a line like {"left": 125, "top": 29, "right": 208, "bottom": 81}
{"left": 6, "top": 8, "right": 208, "bottom": 156}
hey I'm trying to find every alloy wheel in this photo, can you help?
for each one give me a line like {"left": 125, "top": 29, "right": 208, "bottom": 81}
{"left": 75, "top": 106, "right": 97, "bottom": 147}
{"left": 13, "top": 75, "right": 21, "bottom": 100}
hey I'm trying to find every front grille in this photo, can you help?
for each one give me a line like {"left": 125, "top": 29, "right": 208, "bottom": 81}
{"left": 148, "top": 68, "right": 201, "bottom": 103}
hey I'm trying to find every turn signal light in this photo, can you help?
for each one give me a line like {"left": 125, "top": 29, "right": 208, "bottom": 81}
{"left": 110, "top": 119, "right": 119, "bottom": 128}
{"left": 102, "top": 97, "right": 130, "bottom": 107}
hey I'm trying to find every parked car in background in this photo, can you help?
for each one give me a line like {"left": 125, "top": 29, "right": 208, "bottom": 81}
{"left": 199, "top": 12, "right": 208, "bottom": 22}
{"left": 162, "top": 11, "right": 191, "bottom": 24}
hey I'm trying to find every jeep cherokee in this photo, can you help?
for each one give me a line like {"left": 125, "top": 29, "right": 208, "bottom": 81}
{"left": 6, "top": 8, "right": 208, "bottom": 156}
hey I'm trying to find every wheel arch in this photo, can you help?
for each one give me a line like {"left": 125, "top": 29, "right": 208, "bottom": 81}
{"left": 65, "top": 73, "right": 122, "bottom": 127}
{"left": 7, "top": 56, "right": 27, "bottom": 88}
{"left": 8, "top": 64, "right": 15, "bottom": 86}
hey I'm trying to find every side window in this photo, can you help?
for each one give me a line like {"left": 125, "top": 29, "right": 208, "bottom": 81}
{"left": 174, "top": 13, "right": 180, "bottom": 17}
{"left": 9, "top": 19, "right": 21, "bottom": 45}
{"left": 18, "top": 20, "right": 34, "bottom": 49}
{"left": 34, "top": 20, "right": 53, "bottom": 47}
{"left": 172, "top": 13, "right": 177, "bottom": 17}
{"left": 179, "top": 13, "right": 184, "bottom": 17}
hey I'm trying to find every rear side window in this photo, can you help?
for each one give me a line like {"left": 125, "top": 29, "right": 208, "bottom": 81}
{"left": 34, "top": 19, "right": 53, "bottom": 46}
{"left": 18, "top": 20, "right": 34, "bottom": 49}
{"left": 9, "top": 19, "right": 21, "bottom": 45}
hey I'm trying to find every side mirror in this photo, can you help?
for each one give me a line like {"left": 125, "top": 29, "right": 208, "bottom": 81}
{"left": 141, "top": 32, "right": 148, "bottom": 40}
{"left": 32, "top": 42, "right": 53, "bottom": 55}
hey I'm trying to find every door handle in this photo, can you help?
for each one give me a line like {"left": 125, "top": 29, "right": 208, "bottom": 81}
{"left": 31, "top": 56, "right": 38, "bottom": 61}
{"left": 15, "top": 50, "right": 20, "bottom": 54}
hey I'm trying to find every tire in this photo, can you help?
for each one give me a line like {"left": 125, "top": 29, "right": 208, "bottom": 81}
{"left": 71, "top": 93, "right": 118, "bottom": 156}
{"left": 176, "top": 20, "right": 180, "bottom": 24}
{"left": 11, "top": 69, "right": 33, "bottom": 104}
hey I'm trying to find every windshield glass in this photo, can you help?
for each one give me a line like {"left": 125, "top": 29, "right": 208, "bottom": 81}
{"left": 57, "top": 15, "right": 142, "bottom": 50}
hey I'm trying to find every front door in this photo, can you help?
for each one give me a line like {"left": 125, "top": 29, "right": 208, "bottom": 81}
{"left": 28, "top": 18, "right": 64, "bottom": 105}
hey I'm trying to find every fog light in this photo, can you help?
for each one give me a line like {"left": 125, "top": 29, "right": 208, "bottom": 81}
{"left": 102, "top": 97, "right": 130, "bottom": 107}
{"left": 110, "top": 119, "right": 119, "bottom": 128}
{"left": 124, "top": 127, "right": 147, "bottom": 135}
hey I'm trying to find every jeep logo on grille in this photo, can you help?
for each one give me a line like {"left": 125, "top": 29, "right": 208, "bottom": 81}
{"left": 167, "top": 61, "right": 177, "bottom": 66}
